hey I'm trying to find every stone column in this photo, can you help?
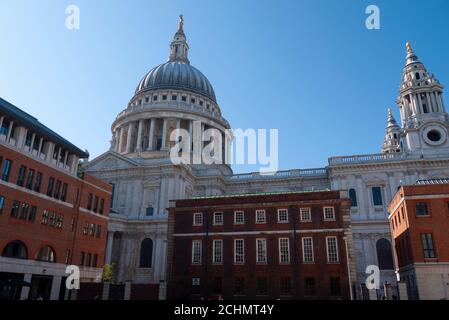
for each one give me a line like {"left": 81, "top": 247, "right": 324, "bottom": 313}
{"left": 136, "top": 119, "right": 144, "bottom": 152}
{"left": 50, "top": 275, "right": 62, "bottom": 300}
{"left": 105, "top": 231, "right": 114, "bottom": 264}
{"left": 118, "top": 127, "right": 124, "bottom": 153}
{"left": 417, "top": 94, "right": 423, "bottom": 114}
{"left": 126, "top": 122, "right": 134, "bottom": 153}
{"left": 20, "top": 273, "right": 32, "bottom": 300}
{"left": 426, "top": 92, "right": 433, "bottom": 112}
{"left": 37, "top": 137, "right": 44, "bottom": 156}
{"left": 188, "top": 120, "right": 193, "bottom": 153}
{"left": 161, "top": 118, "right": 167, "bottom": 150}
{"left": 439, "top": 92, "right": 446, "bottom": 112}
{"left": 30, "top": 133, "right": 36, "bottom": 152}
{"left": 147, "top": 118, "right": 155, "bottom": 150}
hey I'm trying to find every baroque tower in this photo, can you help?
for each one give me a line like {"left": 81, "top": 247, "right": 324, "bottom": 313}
{"left": 397, "top": 42, "right": 448, "bottom": 156}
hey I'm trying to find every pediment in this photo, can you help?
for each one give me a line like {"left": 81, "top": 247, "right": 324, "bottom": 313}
{"left": 83, "top": 151, "right": 140, "bottom": 172}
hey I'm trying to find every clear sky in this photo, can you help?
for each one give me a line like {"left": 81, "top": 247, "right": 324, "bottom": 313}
{"left": 1, "top": 0, "right": 448, "bottom": 173}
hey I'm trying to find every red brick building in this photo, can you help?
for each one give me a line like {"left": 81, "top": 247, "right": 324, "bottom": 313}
{"left": 167, "top": 190, "right": 356, "bottom": 300}
{"left": 388, "top": 179, "right": 449, "bottom": 300}
{"left": 0, "top": 97, "right": 112, "bottom": 300}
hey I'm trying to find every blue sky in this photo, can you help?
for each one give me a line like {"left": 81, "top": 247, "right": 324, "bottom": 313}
{"left": 1, "top": 0, "right": 448, "bottom": 173}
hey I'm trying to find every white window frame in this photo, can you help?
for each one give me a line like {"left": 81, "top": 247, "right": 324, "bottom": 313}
{"left": 191, "top": 240, "right": 202, "bottom": 265}
{"left": 213, "top": 239, "right": 223, "bottom": 264}
{"left": 234, "top": 239, "right": 244, "bottom": 264}
{"left": 326, "top": 236, "right": 339, "bottom": 263}
{"left": 278, "top": 238, "right": 290, "bottom": 264}
{"left": 323, "top": 207, "right": 336, "bottom": 221}
{"left": 255, "top": 210, "right": 266, "bottom": 224}
{"left": 302, "top": 237, "right": 314, "bottom": 263}
{"left": 300, "top": 208, "right": 312, "bottom": 222}
{"left": 277, "top": 209, "right": 289, "bottom": 223}
{"left": 256, "top": 238, "right": 267, "bottom": 264}
{"left": 213, "top": 212, "right": 223, "bottom": 225}
{"left": 193, "top": 212, "right": 203, "bottom": 226}
{"left": 234, "top": 211, "right": 245, "bottom": 225}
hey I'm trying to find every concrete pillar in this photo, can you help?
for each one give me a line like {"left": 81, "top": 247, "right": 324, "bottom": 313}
{"left": 102, "top": 282, "right": 110, "bottom": 300}
{"left": 29, "top": 133, "right": 36, "bottom": 151}
{"left": 105, "top": 231, "right": 114, "bottom": 264}
{"left": 16, "top": 127, "right": 27, "bottom": 148}
{"left": 124, "top": 281, "right": 132, "bottom": 300}
{"left": 50, "top": 275, "right": 62, "bottom": 300}
{"left": 20, "top": 273, "right": 32, "bottom": 300}
{"left": 147, "top": 118, "right": 155, "bottom": 150}
{"left": 126, "top": 123, "right": 134, "bottom": 153}
{"left": 136, "top": 119, "right": 144, "bottom": 152}
{"left": 118, "top": 127, "right": 124, "bottom": 153}
{"left": 45, "top": 142, "right": 55, "bottom": 162}
{"left": 37, "top": 137, "right": 43, "bottom": 156}
{"left": 161, "top": 118, "right": 167, "bottom": 150}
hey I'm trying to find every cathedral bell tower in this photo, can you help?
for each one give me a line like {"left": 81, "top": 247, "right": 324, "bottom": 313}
{"left": 396, "top": 42, "right": 448, "bottom": 157}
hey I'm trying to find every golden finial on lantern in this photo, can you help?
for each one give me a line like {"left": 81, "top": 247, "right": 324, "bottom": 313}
{"left": 406, "top": 41, "right": 412, "bottom": 54}
{"left": 178, "top": 14, "right": 184, "bottom": 32}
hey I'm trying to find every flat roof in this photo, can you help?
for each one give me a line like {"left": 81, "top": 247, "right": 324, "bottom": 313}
{"left": 0, "top": 97, "right": 89, "bottom": 158}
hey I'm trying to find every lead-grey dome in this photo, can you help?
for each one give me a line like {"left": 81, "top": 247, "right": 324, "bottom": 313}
{"left": 135, "top": 61, "right": 217, "bottom": 103}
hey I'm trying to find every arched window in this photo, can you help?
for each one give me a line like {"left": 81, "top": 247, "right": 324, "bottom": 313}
{"left": 415, "top": 72, "right": 420, "bottom": 80}
{"left": 139, "top": 238, "right": 153, "bottom": 268}
{"left": 35, "top": 245, "right": 56, "bottom": 262}
{"left": 376, "top": 238, "right": 394, "bottom": 270}
{"left": 2, "top": 240, "right": 27, "bottom": 259}
{"left": 349, "top": 188, "right": 357, "bottom": 207}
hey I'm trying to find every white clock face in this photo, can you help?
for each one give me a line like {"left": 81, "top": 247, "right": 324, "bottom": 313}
{"left": 422, "top": 125, "right": 447, "bottom": 146}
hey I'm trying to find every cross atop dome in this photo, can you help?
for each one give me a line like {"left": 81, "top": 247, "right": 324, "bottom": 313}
{"left": 168, "top": 15, "right": 189, "bottom": 64}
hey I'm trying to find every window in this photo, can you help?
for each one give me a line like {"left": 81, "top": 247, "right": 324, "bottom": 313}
{"left": 213, "top": 239, "right": 223, "bottom": 264}
{"left": 193, "top": 212, "right": 203, "bottom": 226}
{"left": 41, "top": 209, "right": 49, "bottom": 224}
{"left": 190, "top": 98, "right": 196, "bottom": 104}
{"left": 95, "top": 225, "right": 102, "bottom": 238}
{"left": 300, "top": 208, "right": 311, "bottom": 222}
{"left": 305, "top": 278, "right": 316, "bottom": 296}
{"left": 19, "top": 203, "right": 29, "bottom": 220}
{"left": 255, "top": 210, "right": 266, "bottom": 223}
{"left": 1, "top": 159, "right": 12, "bottom": 181}
{"left": 421, "top": 233, "right": 436, "bottom": 258}
{"left": 34, "top": 172, "right": 42, "bottom": 192}
{"left": 46, "top": 177, "right": 54, "bottom": 197}
{"left": 89, "top": 223, "right": 95, "bottom": 236}
{"left": 153, "top": 95, "right": 158, "bottom": 101}
{"left": 372, "top": 187, "right": 383, "bottom": 206}
{"left": 2, "top": 240, "right": 27, "bottom": 259}
{"left": 87, "top": 193, "right": 93, "bottom": 210}
{"left": 54, "top": 180, "right": 61, "bottom": 199}
{"left": 139, "top": 238, "right": 153, "bottom": 268}
{"left": 302, "top": 237, "right": 314, "bottom": 263}
{"left": 36, "top": 246, "right": 56, "bottom": 262}
{"left": 28, "top": 206, "right": 37, "bottom": 222}
{"left": 80, "top": 252, "right": 85, "bottom": 265}
{"left": 162, "top": 95, "right": 167, "bottom": 100}
{"left": 376, "top": 238, "right": 394, "bottom": 270}
{"left": 279, "top": 238, "right": 290, "bottom": 263}
{"left": 213, "top": 212, "right": 223, "bottom": 225}
{"left": 234, "top": 277, "right": 245, "bottom": 295}
{"left": 234, "top": 211, "right": 244, "bottom": 224}
{"left": 64, "top": 250, "right": 71, "bottom": 264}
{"left": 191, "top": 278, "right": 201, "bottom": 294}
{"left": 326, "top": 236, "right": 339, "bottom": 263}
{"left": 25, "top": 169, "right": 35, "bottom": 190}
{"left": 182, "top": 96, "right": 186, "bottom": 102}
{"left": 330, "top": 277, "right": 341, "bottom": 296}
{"left": 280, "top": 277, "right": 292, "bottom": 295}
{"left": 171, "top": 95, "right": 177, "bottom": 101}
{"left": 192, "top": 240, "right": 202, "bottom": 264}
{"left": 416, "top": 202, "right": 429, "bottom": 216}
{"left": 16, "top": 165, "right": 27, "bottom": 186}
{"left": 234, "top": 239, "right": 244, "bottom": 264}
{"left": 99, "top": 198, "right": 105, "bottom": 214}
{"left": 92, "top": 254, "right": 98, "bottom": 267}
{"left": 256, "top": 238, "right": 267, "bottom": 263}
{"left": 349, "top": 188, "right": 357, "bottom": 207}
{"left": 0, "top": 196, "right": 4, "bottom": 214}
{"left": 86, "top": 253, "right": 91, "bottom": 266}
{"left": 323, "top": 207, "right": 335, "bottom": 221}
{"left": 10, "top": 200, "right": 20, "bottom": 218}
{"left": 277, "top": 209, "right": 288, "bottom": 223}
{"left": 257, "top": 277, "right": 268, "bottom": 295}
{"left": 93, "top": 196, "right": 99, "bottom": 212}
{"left": 61, "top": 183, "right": 68, "bottom": 202}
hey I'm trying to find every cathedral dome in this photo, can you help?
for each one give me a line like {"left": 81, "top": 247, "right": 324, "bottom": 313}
{"left": 135, "top": 61, "right": 217, "bottom": 103}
